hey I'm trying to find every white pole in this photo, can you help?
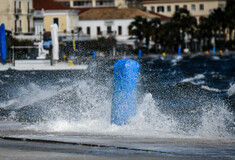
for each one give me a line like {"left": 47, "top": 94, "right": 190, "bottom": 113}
{"left": 51, "top": 24, "right": 59, "bottom": 63}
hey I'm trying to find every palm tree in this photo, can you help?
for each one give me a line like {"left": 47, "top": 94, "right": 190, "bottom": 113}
{"left": 171, "top": 8, "right": 197, "bottom": 52}
{"left": 128, "top": 16, "right": 161, "bottom": 52}
{"left": 158, "top": 22, "right": 178, "bottom": 53}
{"left": 198, "top": 16, "right": 213, "bottom": 51}
{"left": 225, "top": 0, "right": 235, "bottom": 48}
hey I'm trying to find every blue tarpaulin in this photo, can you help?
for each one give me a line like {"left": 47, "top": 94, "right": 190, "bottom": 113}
{"left": 111, "top": 59, "right": 140, "bottom": 125}
{"left": 43, "top": 40, "right": 52, "bottom": 48}
{"left": 0, "top": 24, "right": 7, "bottom": 64}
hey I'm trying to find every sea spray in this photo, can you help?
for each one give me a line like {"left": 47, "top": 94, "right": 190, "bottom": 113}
{"left": 0, "top": 57, "right": 234, "bottom": 139}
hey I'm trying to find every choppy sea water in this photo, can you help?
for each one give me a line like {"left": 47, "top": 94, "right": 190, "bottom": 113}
{"left": 0, "top": 54, "right": 235, "bottom": 140}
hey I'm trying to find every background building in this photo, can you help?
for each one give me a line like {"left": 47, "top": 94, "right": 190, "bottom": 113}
{"left": 78, "top": 7, "right": 165, "bottom": 41}
{"left": 0, "top": 0, "right": 34, "bottom": 35}
{"left": 143, "top": 0, "right": 226, "bottom": 21}
{"left": 54, "top": 0, "right": 139, "bottom": 8}
{"left": 33, "top": 0, "right": 79, "bottom": 35}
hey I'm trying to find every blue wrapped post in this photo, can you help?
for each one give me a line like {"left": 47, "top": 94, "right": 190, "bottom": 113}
{"left": 213, "top": 46, "right": 216, "bottom": 54}
{"left": 111, "top": 59, "right": 140, "bottom": 125}
{"left": 138, "top": 49, "right": 142, "bottom": 58}
{"left": 178, "top": 46, "right": 181, "bottom": 56}
{"left": 92, "top": 51, "right": 96, "bottom": 59}
{"left": 0, "top": 24, "right": 7, "bottom": 64}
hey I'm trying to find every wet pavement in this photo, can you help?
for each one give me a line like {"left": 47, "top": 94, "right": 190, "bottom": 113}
{"left": 0, "top": 121, "right": 234, "bottom": 160}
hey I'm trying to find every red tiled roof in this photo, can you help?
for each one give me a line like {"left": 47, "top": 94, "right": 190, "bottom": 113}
{"left": 148, "top": 11, "right": 171, "bottom": 19}
{"left": 33, "top": 0, "right": 72, "bottom": 10}
{"left": 78, "top": 6, "right": 117, "bottom": 14}
{"left": 79, "top": 8, "right": 163, "bottom": 20}
{"left": 142, "top": 0, "right": 215, "bottom": 2}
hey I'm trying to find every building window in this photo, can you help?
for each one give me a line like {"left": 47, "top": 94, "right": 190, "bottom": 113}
{"left": 219, "top": 3, "right": 225, "bottom": 9}
{"left": 27, "top": 1, "right": 30, "bottom": 13}
{"left": 175, "top": 5, "right": 179, "bottom": 12}
{"left": 96, "top": 0, "right": 114, "bottom": 6}
{"left": 107, "top": 26, "right": 112, "bottom": 34}
{"left": 151, "top": 6, "right": 155, "bottom": 12}
{"left": 53, "top": 18, "right": 59, "bottom": 27}
{"left": 15, "top": 20, "right": 17, "bottom": 32}
{"left": 74, "top": 1, "right": 92, "bottom": 7}
{"left": 167, "top": 6, "right": 171, "bottom": 12}
{"left": 19, "top": 1, "right": 21, "bottom": 9}
{"left": 60, "top": 1, "right": 70, "bottom": 6}
{"left": 87, "top": 27, "right": 90, "bottom": 35}
{"left": 157, "top": 6, "right": 164, "bottom": 12}
{"left": 183, "top": 5, "right": 187, "bottom": 10}
{"left": 191, "top": 4, "right": 196, "bottom": 11}
{"left": 200, "top": 4, "right": 204, "bottom": 11}
{"left": 97, "top": 26, "right": 101, "bottom": 35}
{"left": 118, "top": 26, "right": 122, "bottom": 35}
{"left": 14, "top": 1, "right": 16, "bottom": 13}
{"left": 78, "top": 27, "right": 82, "bottom": 33}
{"left": 28, "top": 18, "right": 30, "bottom": 32}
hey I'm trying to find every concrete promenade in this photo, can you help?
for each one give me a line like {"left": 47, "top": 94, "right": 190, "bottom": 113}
{"left": 0, "top": 121, "right": 234, "bottom": 160}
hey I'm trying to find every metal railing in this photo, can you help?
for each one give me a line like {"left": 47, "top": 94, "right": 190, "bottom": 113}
{"left": 28, "top": 9, "right": 34, "bottom": 14}
{"left": 16, "top": 27, "right": 22, "bottom": 33}
{"left": 30, "top": 27, "right": 35, "bottom": 33}
{"left": 14, "top": 8, "right": 22, "bottom": 14}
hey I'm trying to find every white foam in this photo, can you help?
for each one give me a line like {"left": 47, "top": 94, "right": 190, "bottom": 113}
{"left": 2, "top": 76, "right": 232, "bottom": 139}
{"left": 201, "top": 85, "right": 221, "bottom": 93}
{"left": 0, "top": 80, "right": 5, "bottom": 85}
{"left": 181, "top": 74, "right": 205, "bottom": 84}
{"left": 25, "top": 90, "right": 234, "bottom": 139}
{"left": 171, "top": 55, "right": 183, "bottom": 65}
{"left": 3, "top": 74, "right": 10, "bottom": 78}
{"left": 227, "top": 83, "right": 235, "bottom": 97}
{"left": 195, "top": 103, "right": 234, "bottom": 139}
{"left": 0, "top": 99, "right": 17, "bottom": 109}
{"left": 211, "top": 56, "right": 220, "bottom": 60}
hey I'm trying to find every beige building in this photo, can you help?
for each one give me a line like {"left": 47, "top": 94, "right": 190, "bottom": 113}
{"left": 33, "top": 0, "right": 79, "bottom": 34}
{"left": 0, "top": 0, "right": 34, "bottom": 35}
{"left": 143, "top": 0, "right": 226, "bottom": 21}
{"left": 54, "top": 0, "right": 138, "bottom": 8}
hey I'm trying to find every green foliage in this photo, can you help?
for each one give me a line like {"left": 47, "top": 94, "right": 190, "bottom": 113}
{"left": 82, "top": 37, "right": 116, "bottom": 52}
{"left": 128, "top": 16, "right": 161, "bottom": 51}
{"left": 129, "top": 0, "right": 235, "bottom": 53}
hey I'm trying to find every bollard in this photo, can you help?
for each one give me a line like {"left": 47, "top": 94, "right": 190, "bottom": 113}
{"left": 92, "top": 51, "right": 96, "bottom": 59}
{"left": 0, "top": 24, "right": 7, "bottom": 64}
{"left": 73, "top": 40, "right": 76, "bottom": 51}
{"left": 51, "top": 24, "right": 59, "bottom": 63}
{"left": 138, "top": 49, "right": 142, "bottom": 58}
{"left": 178, "top": 47, "right": 181, "bottom": 56}
{"left": 213, "top": 46, "right": 216, "bottom": 54}
{"left": 111, "top": 59, "right": 140, "bottom": 125}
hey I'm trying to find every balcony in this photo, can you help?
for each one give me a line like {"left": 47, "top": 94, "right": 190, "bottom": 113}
{"left": 28, "top": 9, "right": 34, "bottom": 15}
{"left": 14, "top": 8, "right": 22, "bottom": 14}
{"left": 15, "top": 27, "right": 22, "bottom": 34}
{"left": 30, "top": 27, "right": 35, "bottom": 33}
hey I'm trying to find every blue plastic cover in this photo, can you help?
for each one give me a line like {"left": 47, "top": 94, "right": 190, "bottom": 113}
{"left": 111, "top": 59, "right": 140, "bottom": 125}
{"left": 92, "top": 51, "right": 96, "bottom": 59}
{"left": 43, "top": 40, "right": 52, "bottom": 48}
{"left": 0, "top": 24, "right": 7, "bottom": 63}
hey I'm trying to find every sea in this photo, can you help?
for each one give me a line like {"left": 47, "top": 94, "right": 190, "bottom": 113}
{"left": 0, "top": 54, "right": 235, "bottom": 158}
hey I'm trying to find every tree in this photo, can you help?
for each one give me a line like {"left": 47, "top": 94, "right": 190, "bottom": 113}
{"left": 171, "top": 8, "right": 197, "bottom": 52}
{"left": 225, "top": 0, "right": 235, "bottom": 49}
{"left": 158, "top": 22, "right": 178, "bottom": 53}
{"left": 128, "top": 16, "right": 161, "bottom": 52}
